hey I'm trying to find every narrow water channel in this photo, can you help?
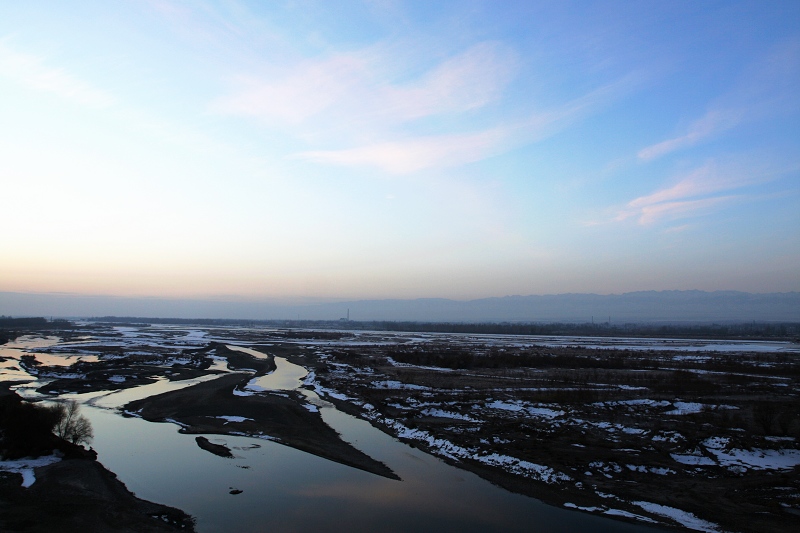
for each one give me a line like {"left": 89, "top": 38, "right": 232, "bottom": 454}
{"left": 73, "top": 347, "right": 658, "bottom": 533}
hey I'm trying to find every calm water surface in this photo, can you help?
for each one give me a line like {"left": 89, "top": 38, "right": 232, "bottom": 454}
{"left": 75, "top": 350, "right": 657, "bottom": 533}
{"left": 0, "top": 333, "right": 683, "bottom": 532}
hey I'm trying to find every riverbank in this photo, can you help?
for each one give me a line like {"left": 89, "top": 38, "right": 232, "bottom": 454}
{"left": 0, "top": 385, "right": 194, "bottom": 532}
{"left": 0, "top": 458, "right": 195, "bottom": 532}
{"left": 303, "top": 341, "right": 800, "bottom": 533}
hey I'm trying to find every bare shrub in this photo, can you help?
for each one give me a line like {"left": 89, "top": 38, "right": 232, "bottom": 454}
{"left": 753, "top": 402, "right": 777, "bottom": 435}
{"left": 53, "top": 400, "right": 94, "bottom": 446}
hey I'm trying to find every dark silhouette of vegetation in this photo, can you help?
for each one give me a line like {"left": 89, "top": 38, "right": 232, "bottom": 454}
{"left": 0, "top": 390, "right": 93, "bottom": 459}
{"left": 0, "top": 316, "right": 72, "bottom": 329}
{"left": 0, "top": 394, "right": 63, "bottom": 459}
{"left": 52, "top": 400, "right": 94, "bottom": 446}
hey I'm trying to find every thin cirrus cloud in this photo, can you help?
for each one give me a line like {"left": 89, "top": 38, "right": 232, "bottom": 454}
{"left": 638, "top": 41, "right": 800, "bottom": 162}
{"left": 637, "top": 108, "right": 743, "bottom": 161}
{"left": 212, "top": 41, "right": 518, "bottom": 126}
{"left": 0, "top": 41, "right": 115, "bottom": 109}
{"left": 296, "top": 128, "right": 507, "bottom": 175}
{"left": 212, "top": 54, "right": 368, "bottom": 124}
{"left": 616, "top": 160, "right": 791, "bottom": 225}
{"left": 631, "top": 195, "right": 738, "bottom": 226}
{"left": 377, "top": 42, "right": 518, "bottom": 122}
{"left": 213, "top": 35, "right": 643, "bottom": 175}
{"left": 297, "top": 72, "right": 642, "bottom": 174}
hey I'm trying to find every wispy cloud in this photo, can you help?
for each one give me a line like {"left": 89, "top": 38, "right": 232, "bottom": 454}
{"left": 0, "top": 41, "right": 115, "bottom": 108}
{"left": 212, "top": 54, "right": 368, "bottom": 124}
{"left": 295, "top": 72, "right": 641, "bottom": 174}
{"left": 212, "top": 41, "right": 517, "bottom": 127}
{"left": 296, "top": 129, "right": 507, "bottom": 174}
{"left": 378, "top": 42, "right": 518, "bottom": 122}
{"left": 637, "top": 40, "right": 800, "bottom": 161}
{"left": 637, "top": 109, "right": 743, "bottom": 160}
{"left": 630, "top": 195, "right": 738, "bottom": 225}
{"left": 614, "top": 158, "right": 795, "bottom": 225}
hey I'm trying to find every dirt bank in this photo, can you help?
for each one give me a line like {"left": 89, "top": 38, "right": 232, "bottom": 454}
{"left": 0, "top": 458, "right": 195, "bottom": 532}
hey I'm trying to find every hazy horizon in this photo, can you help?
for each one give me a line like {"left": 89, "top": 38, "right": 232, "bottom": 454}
{"left": 3, "top": 289, "right": 798, "bottom": 323}
{"left": 1, "top": 2, "right": 798, "bottom": 302}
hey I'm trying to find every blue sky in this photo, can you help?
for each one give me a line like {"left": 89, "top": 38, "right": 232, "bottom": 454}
{"left": 0, "top": 0, "right": 798, "bottom": 302}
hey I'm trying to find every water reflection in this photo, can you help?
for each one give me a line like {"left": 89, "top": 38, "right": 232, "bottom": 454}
{"left": 83, "top": 383, "right": 654, "bottom": 533}
{"left": 4, "top": 336, "right": 659, "bottom": 532}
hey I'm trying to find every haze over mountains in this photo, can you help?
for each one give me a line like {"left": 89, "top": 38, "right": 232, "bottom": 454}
{"left": 1, "top": 291, "right": 797, "bottom": 323}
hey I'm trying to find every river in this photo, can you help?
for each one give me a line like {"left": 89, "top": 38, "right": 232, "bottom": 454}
{"left": 0, "top": 331, "right": 691, "bottom": 532}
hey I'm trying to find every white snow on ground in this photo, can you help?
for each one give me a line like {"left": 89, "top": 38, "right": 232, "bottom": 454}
{"left": 108, "top": 375, "right": 126, "bottom": 383}
{"left": 419, "top": 408, "right": 479, "bottom": 422}
{"left": 706, "top": 446, "right": 800, "bottom": 471}
{"left": 564, "top": 503, "right": 604, "bottom": 512}
{"left": 487, "top": 400, "right": 524, "bottom": 412}
{"left": 666, "top": 402, "right": 737, "bottom": 415}
{"left": 165, "top": 418, "right": 189, "bottom": 428}
{"left": 578, "top": 420, "right": 646, "bottom": 435}
{"left": 33, "top": 371, "right": 86, "bottom": 380}
{"left": 371, "top": 380, "right": 430, "bottom": 390}
{"left": 304, "top": 371, "right": 358, "bottom": 402}
{"left": 386, "top": 357, "right": 455, "bottom": 372}
{"left": 0, "top": 454, "right": 62, "bottom": 487}
{"left": 603, "top": 509, "right": 659, "bottom": 523}
{"left": 486, "top": 399, "right": 562, "bottom": 416}
{"left": 702, "top": 436, "right": 729, "bottom": 449}
{"left": 229, "top": 431, "right": 277, "bottom": 442}
{"left": 527, "top": 407, "right": 564, "bottom": 419}
{"left": 380, "top": 417, "right": 571, "bottom": 484}
{"left": 634, "top": 501, "right": 725, "bottom": 532}
{"left": 478, "top": 453, "right": 571, "bottom": 484}
{"left": 652, "top": 431, "right": 684, "bottom": 443}
{"left": 113, "top": 327, "right": 140, "bottom": 338}
{"left": 697, "top": 436, "right": 800, "bottom": 470}
{"left": 214, "top": 416, "right": 253, "bottom": 424}
{"left": 765, "top": 436, "right": 795, "bottom": 442}
{"left": 232, "top": 376, "right": 270, "bottom": 396}
{"left": 594, "top": 399, "right": 670, "bottom": 408}
{"left": 626, "top": 464, "right": 676, "bottom": 475}
{"left": 671, "top": 450, "right": 717, "bottom": 466}
{"left": 665, "top": 402, "right": 704, "bottom": 415}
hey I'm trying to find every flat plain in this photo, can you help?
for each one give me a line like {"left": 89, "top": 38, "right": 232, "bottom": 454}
{"left": 1, "top": 321, "right": 798, "bottom": 532}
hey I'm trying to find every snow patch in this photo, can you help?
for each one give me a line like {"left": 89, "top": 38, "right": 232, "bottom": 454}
{"left": 634, "top": 501, "right": 725, "bottom": 532}
{"left": 214, "top": 416, "right": 253, "bottom": 424}
{"left": 0, "top": 454, "right": 62, "bottom": 488}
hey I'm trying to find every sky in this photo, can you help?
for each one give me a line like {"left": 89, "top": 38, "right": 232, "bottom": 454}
{"left": 0, "top": 0, "right": 798, "bottom": 305}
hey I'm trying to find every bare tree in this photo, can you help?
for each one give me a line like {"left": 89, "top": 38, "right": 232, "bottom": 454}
{"left": 53, "top": 400, "right": 94, "bottom": 446}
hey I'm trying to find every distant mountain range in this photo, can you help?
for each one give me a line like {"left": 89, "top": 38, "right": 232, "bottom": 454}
{"left": 1, "top": 290, "right": 798, "bottom": 323}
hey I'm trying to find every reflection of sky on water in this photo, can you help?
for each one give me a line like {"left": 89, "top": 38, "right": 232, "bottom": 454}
{"left": 80, "top": 369, "right": 656, "bottom": 533}
{"left": 72, "top": 374, "right": 233, "bottom": 410}
{"left": 0, "top": 335, "right": 61, "bottom": 382}
{"left": 0, "top": 327, "right": 704, "bottom": 531}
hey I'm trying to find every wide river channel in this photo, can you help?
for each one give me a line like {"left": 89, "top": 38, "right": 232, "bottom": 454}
{"left": 3, "top": 337, "right": 669, "bottom": 532}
